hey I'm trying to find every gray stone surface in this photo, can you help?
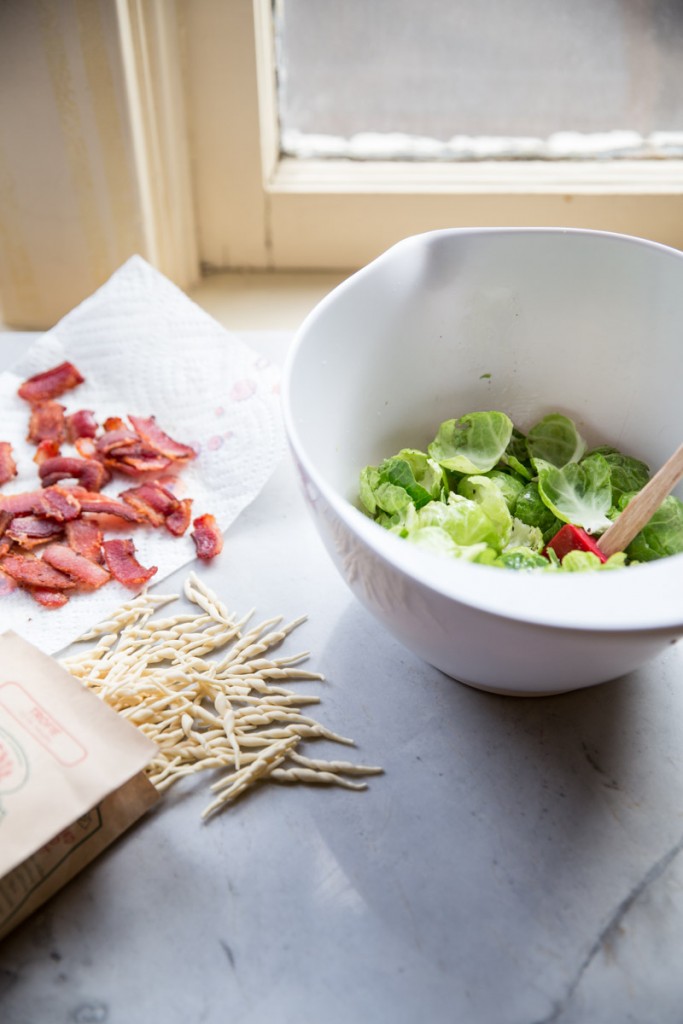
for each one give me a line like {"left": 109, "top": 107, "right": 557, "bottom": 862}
{"left": 2, "top": 331, "right": 683, "bottom": 1024}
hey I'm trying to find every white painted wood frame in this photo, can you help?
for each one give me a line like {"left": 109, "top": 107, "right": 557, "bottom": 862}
{"left": 183, "top": 0, "right": 683, "bottom": 273}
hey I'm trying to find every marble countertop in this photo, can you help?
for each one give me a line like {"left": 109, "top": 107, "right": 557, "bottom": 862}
{"left": 2, "top": 331, "right": 683, "bottom": 1024}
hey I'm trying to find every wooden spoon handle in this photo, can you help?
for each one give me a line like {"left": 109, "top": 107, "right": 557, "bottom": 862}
{"left": 598, "top": 443, "right": 683, "bottom": 558}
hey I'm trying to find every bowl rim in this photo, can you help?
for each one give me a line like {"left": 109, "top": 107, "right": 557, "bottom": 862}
{"left": 282, "top": 226, "right": 683, "bottom": 635}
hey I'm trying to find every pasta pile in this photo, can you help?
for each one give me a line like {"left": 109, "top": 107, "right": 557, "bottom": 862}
{"left": 61, "top": 573, "right": 382, "bottom": 819}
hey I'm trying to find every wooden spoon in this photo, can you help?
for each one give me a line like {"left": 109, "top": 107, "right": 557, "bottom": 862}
{"left": 545, "top": 442, "right": 683, "bottom": 562}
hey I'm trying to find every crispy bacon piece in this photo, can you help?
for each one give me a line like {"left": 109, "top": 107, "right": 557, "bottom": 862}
{"left": 69, "top": 488, "right": 141, "bottom": 522}
{"left": 27, "top": 401, "right": 66, "bottom": 445}
{"left": 4, "top": 377, "right": 213, "bottom": 610}
{"left": 30, "top": 588, "right": 70, "bottom": 609}
{"left": 65, "top": 518, "right": 103, "bottom": 563}
{"left": 165, "top": 498, "right": 193, "bottom": 537}
{"left": 128, "top": 415, "right": 196, "bottom": 463}
{"left": 41, "top": 543, "right": 110, "bottom": 590}
{"left": 0, "top": 490, "right": 46, "bottom": 517}
{"left": 39, "top": 455, "right": 111, "bottom": 492}
{"left": 120, "top": 483, "right": 193, "bottom": 536}
{"left": 66, "top": 409, "right": 98, "bottom": 442}
{"left": 0, "top": 488, "right": 80, "bottom": 525}
{"left": 18, "top": 361, "right": 84, "bottom": 403}
{"left": 103, "top": 448, "right": 173, "bottom": 476}
{"left": 6, "top": 515, "right": 64, "bottom": 548}
{"left": 96, "top": 428, "right": 140, "bottom": 455}
{"left": 0, "top": 442, "right": 17, "bottom": 485}
{"left": 0, "top": 552, "right": 75, "bottom": 590}
{"left": 103, "top": 416, "right": 127, "bottom": 432}
{"left": 33, "top": 438, "right": 61, "bottom": 466}
{"left": 102, "top": 538, "right": 157, "bottom": 587}
{"left": 39, "top": 485, "right": 82, "bottom": 522}
{"left": 191, "top": 513, "right": 223, "bottom": 561}
{"left": 96, "top": 429, "right": 173, "bottom": 475}
{"left": 120, "top": 482, "right": 178, "bottom": 525}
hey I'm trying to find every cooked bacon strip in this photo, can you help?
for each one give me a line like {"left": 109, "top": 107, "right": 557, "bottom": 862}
{"left": 95, "top": 428, "right": 140, "bottom": 456}
{"left": 0, "top": 442, "right": 17, "bottom": 485}
{"left": 191, "top": 513, "right": 223, "bottom": 560}
{"left": 103, "top": 448, "right": 173, "bottom": 476}
{"left": 96, "top": 429, "right": 176, "bottom": 474}
{"left": 42, "top": 543, "right": 110, "bottom": 590}
{"left": 66, "top": 408, "right": 98, "bottom": 442}
{"left": 33, "top": 438, "right": 61, "bottom": 466}
{"left": 103, "top": 416, "right": 127, "bottom": 432}
{"left": 27, "top": 401, "right": 66, "bottom": 445}
{"left": 0, "top": 510, "right": 10, "bottom": 539}
{"left": 69, "top": 488, "right": 141, "bottom": 522}
{"left": 39, "top": 485, "right": 81, "bottom": 522}
{"left": 65, "top": 518, "right": 103, "bottom": 563}
{"left": 120, "top": 483, "right": 193, "bottom": 536}
{"left": 102, "top": 538, "right": 157, "bottom": 587}
{"left": 165, "top": 498, "right": 193, "bottom": 537}
{"left": 18, "top": 361, "right": 84, "bottom": 403}
{"left": 0, "top": 552, "right": 75, "bottom": 590}
{"left": 6, "top": 515, "right": 64, "bottom": 548}
{"left": 0, "top": 539, "right": 12, "bottom": 560}
{"left": 128, "top": 415, "right": 196, "bottom": 462}
{"left": 120, "top": 482, "right": 179, "bottom": 525}
{"left": 39, "top": 455, "right": 111, "bottom": 492}
{"left": 30, "top": 588, "right": 70, "bottom": 609}
{"left": 118, "top": 494, "right": 162, "bottom": 526}
{"left": 0, "top": 490, "right": 46, "bottom": 517}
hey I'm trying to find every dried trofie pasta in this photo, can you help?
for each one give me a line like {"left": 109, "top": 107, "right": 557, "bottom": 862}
{"left": 61, "top": 573, "right": 382, "bottom": 819}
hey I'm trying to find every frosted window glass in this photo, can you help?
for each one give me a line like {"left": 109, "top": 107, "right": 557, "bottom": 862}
{"left": 275, "top": 0, "right": 683, "bottom": 159}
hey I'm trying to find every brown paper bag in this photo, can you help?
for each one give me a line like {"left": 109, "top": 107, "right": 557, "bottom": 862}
{"left": 0, "top": 631, "right": 159, "bottom": 941}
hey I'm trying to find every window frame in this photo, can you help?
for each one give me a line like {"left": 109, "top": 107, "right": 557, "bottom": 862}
{"left": 180, "top": 0, "right": 683, "bottom": 273}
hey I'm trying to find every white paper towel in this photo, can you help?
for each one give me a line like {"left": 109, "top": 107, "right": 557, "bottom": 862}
{"left": 0, "top": 256, "right": 284, "bottom": 653}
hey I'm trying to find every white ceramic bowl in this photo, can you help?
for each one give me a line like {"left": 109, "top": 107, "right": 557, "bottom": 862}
{"left": 282, "top": 228, "right": 683, "bottom": 695}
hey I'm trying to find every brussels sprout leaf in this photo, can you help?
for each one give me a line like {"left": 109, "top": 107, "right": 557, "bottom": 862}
{"left": 527, "top": 413, "right": 586, "bottom": 468}
{"left": 428, "top": 411, "right": 513, "bottom": 474}
{"left": 537, "top": 453, "right": 613, "bottom": 534}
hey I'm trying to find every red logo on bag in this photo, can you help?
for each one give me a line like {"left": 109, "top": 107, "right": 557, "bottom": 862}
{"left": 0, "top": 683, "right": 86, "bottom": 766}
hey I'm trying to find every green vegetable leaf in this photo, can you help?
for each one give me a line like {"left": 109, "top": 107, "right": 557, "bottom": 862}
{"left": 498, "top": 428, "right": 534, "bottom": 480}
{"left": 359, "top": 465, "right": 382, "bottom": 516}
{"left": 359, "top": 465, "right": 413, "bottom": 516}
{"left": 513, "top": 481, "right": 564, "bottom": 541}
{"left": 428, "top": 411, "right": 513, "bottom": 474}
{"left": 537, "top": 453, "right": 613, "bottom": 534}
{"left": 625, "top": 494, "right": 683, "bottom": 562}
{"left": 527, "top": 413, "right": 586, "bottom": 468}
{"left": 359, "top": 449, "right": 445, "bottom": 516}
{"left": 588, "top": 446, "right": 650, "bottom": 503}
{"left": 505, "top": 517, "right": 545, "bottom": 552}
{"left": 560, "top": 550, "right": 629, "bottom": 572}
{"left": 456, "top": 475, "right": 512, "bottom": 547}
{"left": 390, "top": 492, "right": 505, "bottom": 555}
{"left": 478, "top": 469, "right": 526, "bottom": 511}
{"left": 404, "top": 525, "right": 490, "bottom": 562}
{"left": 495, "top": 547, "right": 550, "bottom": 570}
{"left": 394, "top": 449, "right": 447, "bottom": 502}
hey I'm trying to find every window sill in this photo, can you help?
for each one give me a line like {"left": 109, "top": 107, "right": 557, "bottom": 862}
{"left": 0, "top": 270, "right": 348, "bottom": 336}
{"left": 188, "top": 269, "right": 349, "bottom": 331}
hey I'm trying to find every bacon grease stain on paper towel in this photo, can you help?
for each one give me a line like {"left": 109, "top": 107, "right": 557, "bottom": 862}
{"left": 0, "top": 257, "right": 284, "bottom": 654}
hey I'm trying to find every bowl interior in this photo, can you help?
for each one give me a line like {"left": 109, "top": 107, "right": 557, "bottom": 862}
{"left": 284, "top": 228, "right": 683, "bottom": 630}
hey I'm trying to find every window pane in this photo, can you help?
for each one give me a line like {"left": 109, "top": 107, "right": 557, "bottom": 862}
{"left": 275, "top": 0, "right": 683, "bottom": 159}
